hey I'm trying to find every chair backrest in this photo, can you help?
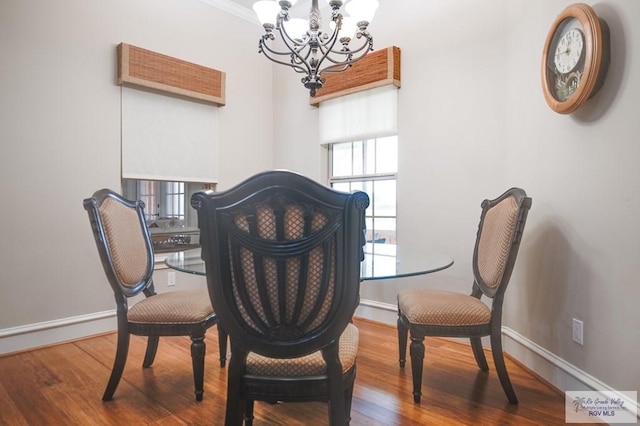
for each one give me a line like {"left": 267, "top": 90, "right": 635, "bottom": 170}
{"left": 192, "top": 170, "right": 369, "bottom": 359}
{"left": 83, "top": 189, "right": 155, "bottom": 299}
{"left": 472, "top": 187, "right": 532, "bottom": 299}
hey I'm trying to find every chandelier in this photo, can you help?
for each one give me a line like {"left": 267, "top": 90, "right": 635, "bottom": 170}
{"left": 252, "top": 0, "right": 379, "bottom": 97}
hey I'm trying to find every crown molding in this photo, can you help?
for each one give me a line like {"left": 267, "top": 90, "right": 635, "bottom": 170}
{"left": 199, "top": 0, "right": 258, "bottom": 24}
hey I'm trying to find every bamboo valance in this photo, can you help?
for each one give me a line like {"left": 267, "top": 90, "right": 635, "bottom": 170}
{"left": 117, "top": 43, "right": 225, "bottom": 106}
{"left": 310, "top": 46, "right": 400, "bottom": 105}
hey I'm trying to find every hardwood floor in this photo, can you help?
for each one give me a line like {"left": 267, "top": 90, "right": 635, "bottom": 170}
{"left": 0, "top": 318, "right": 571, "bottom": 425}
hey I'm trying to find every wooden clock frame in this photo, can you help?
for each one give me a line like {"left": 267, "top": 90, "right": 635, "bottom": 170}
{"left": 541, "top": 3, "right": 609, "bottom": 114}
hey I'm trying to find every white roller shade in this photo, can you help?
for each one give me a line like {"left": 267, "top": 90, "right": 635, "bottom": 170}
{"left": 318, "top": 85, "right": 398, "bottom": 144}
{"left": 121, "top": 87, "right": 219, "bottom": 183}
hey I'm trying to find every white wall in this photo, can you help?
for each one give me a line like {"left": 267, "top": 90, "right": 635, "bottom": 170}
{"left": 272, "top": 0, "right": 640, "bottom": 399}
{"left": 0, "top": 0, "right": 273, "bottom": 337}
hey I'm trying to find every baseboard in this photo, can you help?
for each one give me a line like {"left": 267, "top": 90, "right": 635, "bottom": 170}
{"left": 357, "top": 299, "right": 638, "bottom": 417}
{"left": 355, "top": 298, "right": 398, "bottom": 325}
{"left": 0, "top": 310, "right": 117, "bottom": 356}
{"left": 502, "top": 326, "right": 639, "bottom": 416}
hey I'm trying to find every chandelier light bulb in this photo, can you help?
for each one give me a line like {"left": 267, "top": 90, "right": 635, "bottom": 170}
{"left": 283, "top": 18, "right": 309, "bottom": 40}
{"left": 330, "top": 16, "right": 358, "bottom": 41}
{"left": 253, "top": 0, "right": 280, "bottom": 26}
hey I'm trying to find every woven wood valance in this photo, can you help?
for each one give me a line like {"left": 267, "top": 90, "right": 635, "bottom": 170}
{"left": 309, "top": 46, "right": 400, "bottom": 105}
{"left": 117, "top": 43, "right": 225, "bottom": 106}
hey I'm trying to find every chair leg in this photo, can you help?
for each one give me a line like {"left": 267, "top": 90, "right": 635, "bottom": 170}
{"left": 470, "top": 336, "right": 489, "bottom": 371}
{"left": 190, "top": 334, "right": 206, "bottom": 402}
{"left": 328, "top": 393, "right": 347, "bottom": 426}
{"left": 344, "top": 375, "right": 355, "bottom": 425}
{"left": 397, "top": 314, "right": 408, "bottom": 368}
{"left": 225, "top": 350, "right": 247, "bottom": 426}
{"left": 217, "top": 323, "right": 228, "bottom": 368}
{"left": 244, "top": 400, "right": 254, "bottom": 426}
{"left": 490, "top": 331, "right": 518, "bottom": 404}
{"left": 102, "top": 331, "right": 130, "bottom": 401}
{"left": 409, "top": 334, "right": 425, "bottom": 404}
{"left": 323, "top": 345, "right": 347, "bottom": 426}
{"left": 142, "top": 335, "right": 159, "bottom": 368}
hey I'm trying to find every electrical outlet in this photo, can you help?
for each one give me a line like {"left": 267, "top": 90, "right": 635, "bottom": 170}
{"left": 167, "top": 271, "right": 176, "bottom": 287}
{"left": 572, "top": 318, "right": 583, "bottom": 345}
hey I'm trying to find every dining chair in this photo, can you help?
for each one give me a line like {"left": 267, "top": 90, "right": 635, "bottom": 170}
{"left": 397, "top": 187, "right": 532, "bottom": 404}
{"left": 192, "top": 170, "right": 369, "bottom": 426}
{"left": 83, "top": 188, "right": 227, "bottom": 401}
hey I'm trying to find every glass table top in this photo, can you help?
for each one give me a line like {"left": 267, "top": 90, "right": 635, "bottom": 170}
{"left": 165, "top": 243, "right": 453, "bottom": 281}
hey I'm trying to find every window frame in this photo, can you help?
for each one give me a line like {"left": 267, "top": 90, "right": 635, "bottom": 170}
{"left": 328, "top": 137, "right": 398, "bottom": 245}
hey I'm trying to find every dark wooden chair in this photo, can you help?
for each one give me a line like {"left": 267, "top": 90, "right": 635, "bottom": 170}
{"left": 83, "top": 188, "right": 227, "bottom": 402}
{"left": 192, "top": 170, "right": 369, "bottom": 426}
{"left": 397, "top": 188, "right": 532, "bottom": 404}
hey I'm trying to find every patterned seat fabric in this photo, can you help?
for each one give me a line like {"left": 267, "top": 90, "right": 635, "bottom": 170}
{"left": 397, "top": 289, "right": 491, "bottom": 326}
{"left": 246, "top": 323, "right": 359, "bottom": 376}
{"left": 128, "top": 288, "right": 214, "bottom": 324}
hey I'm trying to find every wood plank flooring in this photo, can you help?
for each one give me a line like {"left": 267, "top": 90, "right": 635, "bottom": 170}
{"left": 0, "top": 318, "right": 572, "bottom": 425}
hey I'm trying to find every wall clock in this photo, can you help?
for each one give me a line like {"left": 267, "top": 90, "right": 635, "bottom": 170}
{"left": 541, "top": 3, "right": 610, "bottom": 114}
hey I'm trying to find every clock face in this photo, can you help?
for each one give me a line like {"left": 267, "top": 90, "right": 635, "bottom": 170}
{"left": 554, "top": 28, "right": 584, "bottom": 74}
{"left": 546, "top": 18, "right": 586, "bottom": 102}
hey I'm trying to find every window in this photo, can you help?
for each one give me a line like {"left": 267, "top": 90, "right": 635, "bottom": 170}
{"left": 329, "top": 135, "right": 397, "bottom": 244}
{"left": 123, "top": 180, "right": 213, "bottom": 253}
{"left": 126, "top": 180, "right": 185, "bottom": 223}
{"left": 123, "top": 179, "right": 214, "bottom": 228}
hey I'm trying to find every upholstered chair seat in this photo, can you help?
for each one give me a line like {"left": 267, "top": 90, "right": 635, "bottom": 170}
{"left": 127, "top": 288, "right": 214, "bottom": 324}
{"left": 246, "top": 323, "right": 359, "bottom": 376}
{"left": 397, "top": 289, "right": 491, "bottom": 327}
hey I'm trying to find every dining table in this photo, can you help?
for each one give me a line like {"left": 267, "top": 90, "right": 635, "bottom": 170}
{"left": 164, "top": 243, "right": 453, "bottom": 281}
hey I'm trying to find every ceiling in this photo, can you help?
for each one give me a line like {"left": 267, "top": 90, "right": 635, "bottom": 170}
{"left": 227, "top": 0, "right": 255, "bottom": 9}
{"left": 231, "top": 0, "right": 318, "bottom": 10}
{"left": 210, "top": 0, "right": 329, "bottom": 22}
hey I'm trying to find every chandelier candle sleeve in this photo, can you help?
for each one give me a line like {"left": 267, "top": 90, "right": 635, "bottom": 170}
{"left": 253, "top": 0, "right": 378, "bottom": 97}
